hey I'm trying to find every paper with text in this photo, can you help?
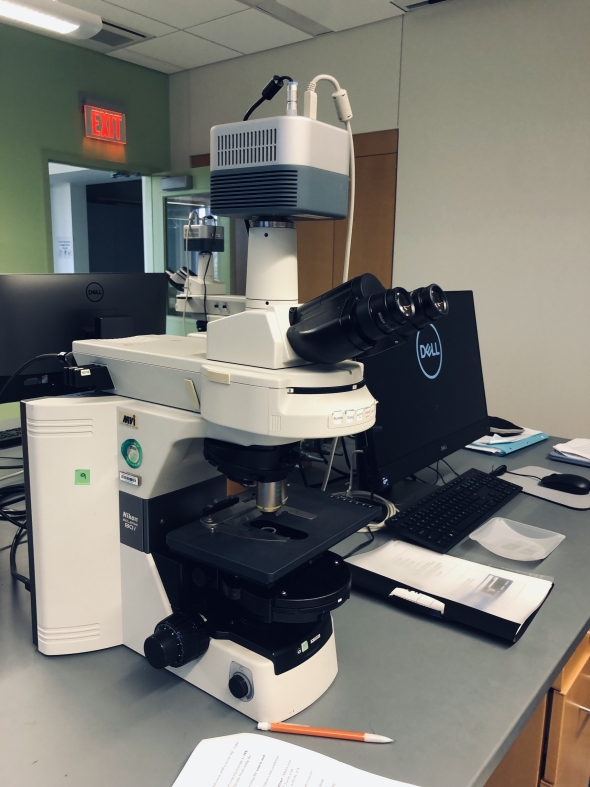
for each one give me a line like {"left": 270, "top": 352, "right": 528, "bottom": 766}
{"left": 172, "top": 733, "right": 420, "bottom": 787}
{"left": 347, "top": 541, "right": 552, "bottom": 625}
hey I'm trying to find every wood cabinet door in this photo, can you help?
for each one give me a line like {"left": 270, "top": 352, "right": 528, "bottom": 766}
{"left": 544, "top": 655, "right": 590, "bottom": 787}
{"left": 483, "top": 697, "right": 546, "bottom": 787}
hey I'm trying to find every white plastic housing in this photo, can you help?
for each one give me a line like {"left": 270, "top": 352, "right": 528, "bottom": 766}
{"left": 211, "top": 115, "right": 349, "bottom": 176}
{"left": 246, "top": 225, "right": 298, "bottom": 308}
{"left": 25, "top": 395, "right": 128, "bottom": 655}
{"left": 73, "top": 335, "right": 377, "bottom": 446}
{"left": 121, "top": 546, "right": 338, "bottom": 722}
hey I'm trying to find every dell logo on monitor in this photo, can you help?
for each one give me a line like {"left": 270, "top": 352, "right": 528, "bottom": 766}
{"left": 86, "top": 282, "right": 104, "bottom": 302}
{"left": 416, "top": 325, "right": 443, "bottom": 379}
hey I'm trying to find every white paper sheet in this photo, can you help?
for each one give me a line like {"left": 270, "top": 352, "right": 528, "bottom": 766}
{"left": 172, "top": 734, "right": 420, "bottom": 787}
{"left": 552, "top": 438, "right": 590, "bottom": 461}
{"left": 475, "top": 428, "right": 542, "bottom": 445}
{"left": 347, "top": 541, "right": 552, "bottom": 625}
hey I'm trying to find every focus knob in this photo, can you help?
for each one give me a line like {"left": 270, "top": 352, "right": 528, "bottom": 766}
{"left": 228, "top": 673, "right": 251, "bottom": 699}
{"left": 144, "top": 612, "right": 209, "bottom": 670}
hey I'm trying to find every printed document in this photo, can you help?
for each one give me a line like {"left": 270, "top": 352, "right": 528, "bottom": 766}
{"left": 172, "top": 733, "right": 420, "bottom": 787}
{"left": 552, "top": 438, "right": 590, "bottom": 461}
{"left": 347, "top": 541, "right": 552, "bottom": 626}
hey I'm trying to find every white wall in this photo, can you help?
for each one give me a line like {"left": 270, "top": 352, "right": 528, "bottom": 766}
{"left": 49, "top": 182, "right": 89, "bottom": 273}
{"left": 169, "top": 17, "right": 403, "bottom": 168}
{"left": 394, "top": 0, "right": 590, "bottom": 437}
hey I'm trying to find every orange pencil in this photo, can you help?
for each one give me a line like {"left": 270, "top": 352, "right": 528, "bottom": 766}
{"left": 257, "top": 722, "right": 393, "bottom": 743}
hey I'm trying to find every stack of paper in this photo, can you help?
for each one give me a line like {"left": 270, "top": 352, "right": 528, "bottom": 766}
{"left": 173, "top": 733, "right": 420, "bottom": 787}
{"left": 466, "top": 428, "right": 548, "bottom": 455}
{"left": 549, "top": 438, "right": 590, "bottom": 468}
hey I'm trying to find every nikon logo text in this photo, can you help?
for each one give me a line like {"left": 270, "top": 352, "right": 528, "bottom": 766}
{"left": 119, "top": 412, "right": 138, "bottom": 428}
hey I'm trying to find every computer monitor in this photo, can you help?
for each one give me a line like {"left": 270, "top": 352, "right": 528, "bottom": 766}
{"left": 0, "top": 273, "right": 167, "bottom": 404}
{"left": 357, "top": 291, "right": 489, "bottom": 492}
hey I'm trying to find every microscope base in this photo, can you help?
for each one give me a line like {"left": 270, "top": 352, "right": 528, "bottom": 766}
{"left": 121, "top": 545, "right": 338, "bottom": 722}
{"left": 172, "top": 631, "right": 338, "bottom": 722}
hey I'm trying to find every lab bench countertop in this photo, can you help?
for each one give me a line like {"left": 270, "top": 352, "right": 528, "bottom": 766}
{"left": 1, "top": 436, "right": 590, "bottom": 787}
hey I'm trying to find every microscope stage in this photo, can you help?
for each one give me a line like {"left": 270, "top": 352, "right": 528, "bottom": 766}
{"left": 166, "top": 485, "right": 380, "bottom": 585}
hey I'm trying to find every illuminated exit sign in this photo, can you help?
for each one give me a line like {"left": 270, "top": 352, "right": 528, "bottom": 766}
{"left": 84, "top": 105, "right": 126, "bottom": 144}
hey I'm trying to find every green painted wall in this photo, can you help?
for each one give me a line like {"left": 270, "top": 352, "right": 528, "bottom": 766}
{"left": 0, "top": 23, "right": 170, "bottom": 420}
{"left": 0, "top": 22, "right": 170, "bottom": 276}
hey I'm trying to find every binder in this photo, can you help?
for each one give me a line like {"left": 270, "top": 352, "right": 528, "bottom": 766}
{"left": 467, "top": 432, "right": 548, "bottom": 456}
{"left": 347, "top": 541, "right": 553, "bottom": 643}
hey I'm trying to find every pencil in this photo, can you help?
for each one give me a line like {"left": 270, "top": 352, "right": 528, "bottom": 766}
{"left": 257, "top": 722, "right": 393, "bottom": 743}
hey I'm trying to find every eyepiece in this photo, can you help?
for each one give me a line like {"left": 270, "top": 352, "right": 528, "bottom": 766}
{"left": 403, "top": 284, "right": 449, "bottom": 332}
{"left": 286, "top": 274, "right": 447, "bottom": 365}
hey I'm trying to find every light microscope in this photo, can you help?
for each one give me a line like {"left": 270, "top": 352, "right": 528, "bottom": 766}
{"left": 23, "top": 75, "right": 447, "bottom": 722}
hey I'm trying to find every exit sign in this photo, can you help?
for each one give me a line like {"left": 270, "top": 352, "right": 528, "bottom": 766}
{"left": 84, "top": 105, "right": 126, "bottom": 144}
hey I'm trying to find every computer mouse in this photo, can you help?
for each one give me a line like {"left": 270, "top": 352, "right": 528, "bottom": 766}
{"left": 540, "top": 473, "right": 590, "bottom": 496}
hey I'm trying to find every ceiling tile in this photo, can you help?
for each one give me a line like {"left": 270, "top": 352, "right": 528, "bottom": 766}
{"left": 274, "top": 0, "right": 403, "bottom": 32}
{"left": 188, "top": 8, "right": 309, "bottom": 55}
{"left": 108, "top": 48, "right": 183, "bottom": 73}
{"left": 104, "top": 0, "right": 247, "bottom": 29}
{"left": 122, "top": 31, "right": 240, "bottom": 70}
{"left": 65, "top": 0, "right": 176, "bottom": 36}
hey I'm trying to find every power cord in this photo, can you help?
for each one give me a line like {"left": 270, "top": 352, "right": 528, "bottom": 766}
{"left": 0, "top": 352, "right": 71, "bottom": 404}
{"left": 440, "top": 458, "right": 460, "bottom": 478}
{"left": 0, "top": 482, "right": 29, "bottom": 590}
{"left": 200, "top": 253, "right": 212, "bottom": 324}
{"left": 243, "top": 75, "right": 294, "bottom": 121}
{"left": 304, "top": 75, "right": 355, "bottom": 283}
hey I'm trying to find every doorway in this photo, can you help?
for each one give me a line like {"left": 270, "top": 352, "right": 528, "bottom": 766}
{"left": 48, "top": 163, "right": 147, "bottom": 273}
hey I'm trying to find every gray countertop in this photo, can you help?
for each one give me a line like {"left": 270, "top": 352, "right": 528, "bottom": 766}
{"left": 1, "top": 437, "right": 589, "bottom": 787}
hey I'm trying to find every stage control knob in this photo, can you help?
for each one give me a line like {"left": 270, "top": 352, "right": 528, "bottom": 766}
{"left": 144, "top": 612, "right": 209, "bottom": 670}
{"left": 228, "top": 673, "right": 252, "bottom": 700}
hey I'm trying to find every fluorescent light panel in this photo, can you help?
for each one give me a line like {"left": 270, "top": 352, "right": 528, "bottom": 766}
{"left": 0, "top": 0, "right": 77, "bottom": 31}
{"left": 0, "top": 0, "right": 101, "bottom": 38}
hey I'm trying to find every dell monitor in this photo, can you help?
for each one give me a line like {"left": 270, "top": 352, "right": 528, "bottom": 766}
{"left": 357, "top": 290, "right": 489, "bottom": 493}
{"left": 0, "top": 273, "right": 167, "bottom": 404}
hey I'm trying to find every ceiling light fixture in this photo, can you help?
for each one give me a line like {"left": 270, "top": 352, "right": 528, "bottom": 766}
{"left": 0, "top": 0, "right": 101, "bottom": 38}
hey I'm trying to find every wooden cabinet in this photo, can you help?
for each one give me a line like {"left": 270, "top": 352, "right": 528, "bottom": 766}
{"left": 483, "top": 698, "right": 547, "bottom": 787}
{"left": 296, "top": 129, "right": 398, "bottom": 303}
{"left": 484, "top": 633, "right": 590, "bottom": 787}
{"left": 541, "top": 633, "right": 590, "bottom": 787}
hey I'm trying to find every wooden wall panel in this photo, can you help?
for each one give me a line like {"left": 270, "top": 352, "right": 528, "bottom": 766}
{"left": 332, "top": 152, "right": 397, "bottom": 288}
{"left": 296, "top": 220, "right": 335, "bottom": 304}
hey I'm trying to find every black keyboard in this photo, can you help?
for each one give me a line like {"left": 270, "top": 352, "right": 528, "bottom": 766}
{"left": 0, "top": 427, "right": 22, "bottom": 449}
{"left": 386, "top": 468, "right": 522, "bottom": 554}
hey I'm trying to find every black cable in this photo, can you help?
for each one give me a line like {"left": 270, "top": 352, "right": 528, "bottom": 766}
{"left": 0, "top": 353, "right": 69, "bottom": 404}
{"left": 504, "top": 470, "right": 544, "bottom": 482}
{"left": 10, "top": 527, "right": 30, "bottom": 591}
{"left": 298, "top": 464, "right": 309, "bottom": 487}
{"left": 341, "top": 525, "right": 375, "bottom": 560}
{"left": 243, "top": 74, "right": 294, "bottom": 121}
{"left": 341, "top": 437, "right": 351, "bottom": 470}
{"left": 316, "top": 440, "right": 349, "bottom": 477}
{"left": 440, "top": 458, "right": 460, "bottom": 478}
{"left": 0, "top": 465, "right": 23, "bottom": 469}
{"left": 243, "top": 95, "right": 266, "bottom": 121}
{"left": 202, "top": 253, "right": 212, "bottom": 323}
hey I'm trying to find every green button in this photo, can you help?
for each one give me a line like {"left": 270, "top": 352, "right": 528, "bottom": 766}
{"left": 121, "top": 438, "right": 143, "bottom": 469}
{"left": 75, "top": 469, "right": 90, "bottom": 485}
